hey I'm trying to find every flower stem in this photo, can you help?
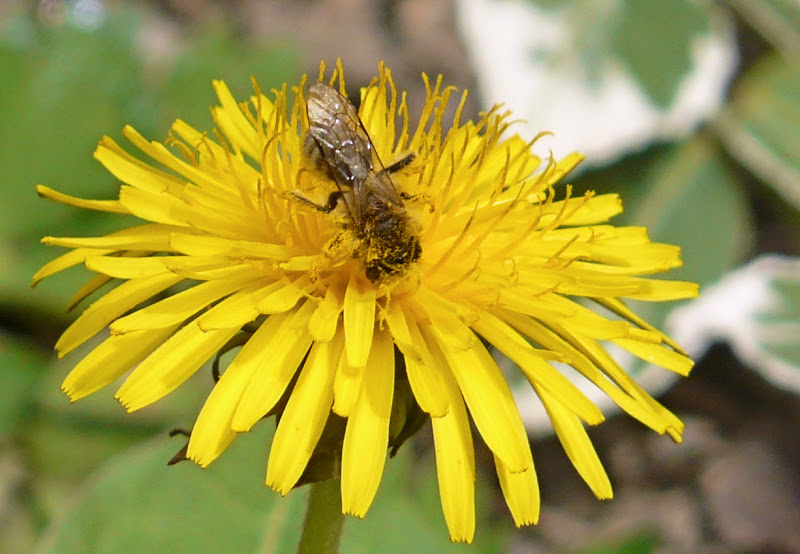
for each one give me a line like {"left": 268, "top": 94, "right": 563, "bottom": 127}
{"left": 297, "top": 479, "right": 344, "bottom": 554}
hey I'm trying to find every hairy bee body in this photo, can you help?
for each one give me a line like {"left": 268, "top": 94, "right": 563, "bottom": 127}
{"left": 304, "top": 82, "right": 421, "bottom": 282}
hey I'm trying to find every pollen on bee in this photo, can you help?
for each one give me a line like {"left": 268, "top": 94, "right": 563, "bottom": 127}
{"left": 299, "top": 81, "right": 423, "bottom": 283}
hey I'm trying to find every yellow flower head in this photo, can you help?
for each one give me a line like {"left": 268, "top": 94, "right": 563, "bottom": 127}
{"left": 35, "top": 61, "right": 698, "bottom": 543}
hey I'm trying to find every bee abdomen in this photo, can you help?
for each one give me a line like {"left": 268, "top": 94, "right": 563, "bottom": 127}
{"left": 364, "top": 235, "right": 421, "bottom": 282}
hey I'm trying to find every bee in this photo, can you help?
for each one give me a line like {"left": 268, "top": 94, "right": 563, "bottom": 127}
{"left": 301, "top": 82, "right": 421, "bottom": 282}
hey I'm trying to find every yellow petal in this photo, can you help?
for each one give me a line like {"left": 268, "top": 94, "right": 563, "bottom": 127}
{"left": 278, "top": 255, "right": 317, "bottom": 272}
{"left": 187, "top": 355, "right": 262, "bottom": 468}
{"left": 36, "top": 184, "right": 127, "bottom": 213}
{"left": 535, "top": 382, "right": 612, "bottom": 499}
{"left": 308, "top": 284, "right": 343, "bottom": 342}
{"left": 42, "top": 226, "right": 175, "bottom": 252}
{"left": 507, "top": 292, "right": 632, "bottom": 341}
{"left": 568, "top": 331, "right": 683, "bottom": 428}
{"left": 343, "top": 274, "right": 376, "bottom": 367}
{"left": 111, "top": 276, "right": 258, "bottom": 333}
{"left": 120, "top": 126, "right": 224, "bottom": 192}
{"left": 55, "top": 272, "right": 183, "bottom": 357}
{"left": 95, "top": 135, "right": 184, "bottom": 195}
{"left": 115, "top": 321, "right": 239, "bottom": 412}
{"left": 473, "top": 310, "right": 603, "bottom": 425}
{"left": 164, "top": 261, "right": 259, "bottom": 281}
{"left": 230, "top": 301, "right": 316, "bottom": 431}
{"left": 62, "top": 326, "right": 178, "bottom": 401}
{"left": 494, "top": 455, "right": 540, "bottom": 527}
{"left": 496, "top": 289, "right": 577, "bottom": 320}
{"left": 341, "top": 328, "right": 395, "bottom": 517}
{"left": 118, "top": 185, "right": 189, "bottom": 227}
{"left": 65, "top": 274, "right": 113, "bottom": 312}
{"left": 187, "top": 314, "right": 294, "bottom": 467}
{"left": 425, "top": 320, "right": 530, "bottom": 474}
{"left": 540, "top": 151, "right": 584, "bottom": 188}
{"left": 267, "top": 335, "right": 343, "bottom": 494}
{"left": 415, "top": 288, "right": 475, "bottom": 350}
{"left": 83, "top": 254, "right": 238, "bottom": 280}
{"left": 255, "top": 274, "right": 311, "bottom": 314}
{"left": 385, "top": 301, "right": 448, "bottom": 417}
{"left": 593, "top": 296, "right": 689, "bottom": 355}
{"left": 32, "top": 247, "right": 112, "bottom": 285}
{"left": 624, "top": 279, "right": 700, "bottom": 301}
{"left": 556, "top": 193, "right": 622, "bottom": 226}
{"left": 612, "top": 337, "right": 694, "bottom": 376}
{"left": 332, "top": 345, "right": 364, "bottom": 417}
{"left": 430, "top": 364, "right": 476, "bottom": 543}
{"left": 505, "top": 311, "right": 671, "bottom": 434}
{"left": 168, "top": 233, "right": 290, "bottom": 260}
{"left": 211, "top": 80, "right": 261, "bottom": 159}
{"left": 84, "top": 255, "right": 171, "bottom": 279}
{"left": 196, "top": 280, "right": 282, "bottom": 331}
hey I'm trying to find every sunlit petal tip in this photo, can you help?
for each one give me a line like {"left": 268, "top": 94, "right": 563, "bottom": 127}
{"left": 342, "top": 506, "right": 366, "bottom": 519}
{"left": 113, "top": 394, "right": 133, "bottom": 412}
{"left": 666, "top": 426, "right": 684, "bottom": 443}
{"left": 35, "top": 183, "right": 51, "bottom": 197}
{"left": 265, "top": 479, "right": 292, "bottom": 497}
{"left": 186, "top": 437, "right": 231, "bottom": 470}
{"left": 60, "top": 383, "right": 80, "bottom": 402}
{"left": 187, "top": 456, "right": 211, "bottom": 470}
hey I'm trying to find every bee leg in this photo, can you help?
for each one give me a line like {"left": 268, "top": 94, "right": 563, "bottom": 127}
{"left": 399, "top": 191, "right": 434, "bottom": 213}
{"left": 292, "top": 190, "right": 343, "bottom": 213}
{"left": 381, "top": 152, "right": 416, "bottom": 175}
{"left": 322, "top": 191, "right": 343, "bottom": 212}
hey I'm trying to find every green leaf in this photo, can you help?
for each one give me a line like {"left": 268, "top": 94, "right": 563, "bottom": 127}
{"left": 533, "top": 0, "right": 720, "bottom": 108}
{"left": 460, "top": 0, "right": 735, "bottom": 166}
{"left": 36, "top": 415, "right": 506, "bottom": 553}
{"left": 631, "top": 135, "right": 752, "bottom": 287}
{"left": 630, "top": 134, "right": 748, "bottom": 328}
{"left": 622, "top": 134, "right": 752, "bottom": 383}
{"left": 670, "top": 255, "right": 800, "bottom": 394}
{"left": 610, "top": 0, "right": 709, "bottom": 108}
{"left": 35, "top": 428, "right": 309, "bottom": 554}
{"left": 757, "top": 265, "right": 800, "bottom": 391}
{"left": 713, "top": 53, "right": 800, "bottom": 212}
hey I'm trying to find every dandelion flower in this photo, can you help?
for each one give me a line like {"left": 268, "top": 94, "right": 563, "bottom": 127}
{"left": 35, "top": 61, "right": 698, "bottom": 543}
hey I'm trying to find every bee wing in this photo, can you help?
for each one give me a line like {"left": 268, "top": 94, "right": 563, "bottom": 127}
{"left": 363, "top": 167, "right": 403, "bottom": 207}
{"left": 346, "top": 93, "right": 404, "bottom": 208}
{"left": 306, "top": 83, "right": 404, "bottom": 218}
{"left": 306, "top": 83, "right": 373, "bottom": 223}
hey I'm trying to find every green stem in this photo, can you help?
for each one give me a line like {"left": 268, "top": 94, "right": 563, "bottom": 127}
{"left": 297, "top": 479, "right": 344, "bottom": 554}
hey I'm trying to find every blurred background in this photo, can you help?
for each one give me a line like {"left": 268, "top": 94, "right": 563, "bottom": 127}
{"left": 2, "top": 0, "right": 800, "bottom": 552}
